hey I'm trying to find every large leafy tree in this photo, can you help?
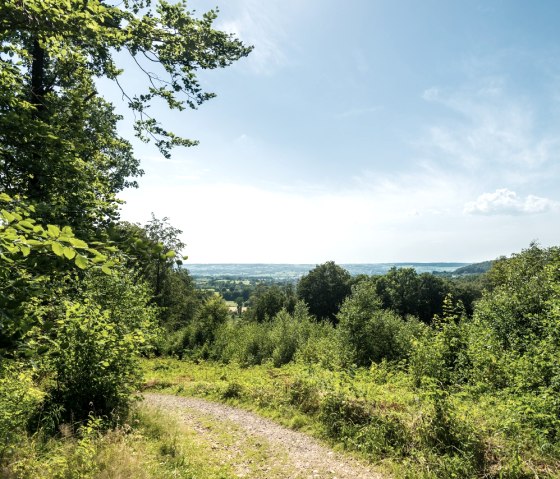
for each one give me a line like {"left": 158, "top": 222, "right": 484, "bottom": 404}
{"left": 247, "top": 284, "right": 296, "bottom": 322}
{"left": 0, "top": 0, "right": 252, "bottom": 231}
{"left": 297, "top": 261, "right": 352, "bottom": 323}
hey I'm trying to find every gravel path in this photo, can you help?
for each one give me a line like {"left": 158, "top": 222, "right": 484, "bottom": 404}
{"left": 144, "top": 393, "right": 385, "bottom": 479}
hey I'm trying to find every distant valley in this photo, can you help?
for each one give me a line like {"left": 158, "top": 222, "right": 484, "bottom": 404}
{"left": 184, "top": 262, "right": 477, "bottom": 281}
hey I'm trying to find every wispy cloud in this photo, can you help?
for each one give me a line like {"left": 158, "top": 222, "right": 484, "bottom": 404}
{"left": 464, "top": 188, "right": 558, "bottom": 216}
{"left": 218, "top": 0, "right": 292, "bottom": 74}
{"left": 335, "top": 106, "right": 380, "bottom": 119}
{"left": 422, "top": 78, "right": 560, "bottom": 186}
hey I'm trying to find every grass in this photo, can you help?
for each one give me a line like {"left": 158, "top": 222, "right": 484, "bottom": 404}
{"left": 141, "top": 357, "right": 560, "bottom": 479}
{"left": 4, "top": 357, "right": 559, "bottom": 478}
{"left": 2, "top": 404, "right": 237, "bottom": 479}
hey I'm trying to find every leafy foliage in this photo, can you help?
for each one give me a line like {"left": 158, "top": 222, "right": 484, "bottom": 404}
{"left": 0, "top": 0, "right": 252, "bottom": 229}
{"left": 246, "top": 283, "right": 296, "bottom": 322}
{"left": 27, "top": 271, "right": 158, "bottom": 427}
{"left": 0, "top": 362, "right": 45, "bottom": 460}
{"left": 0, "top": 194, "right": 116, "bottom": 353}
{"left": 297, "top": 261, "right": 352, "bottom": 323}
{"left": 337, "top": 280, "right": 425, "bottom": 366}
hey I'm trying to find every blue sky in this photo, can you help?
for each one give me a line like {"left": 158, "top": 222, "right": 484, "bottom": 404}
{"left": 113, "top": 0, "right": 560, "bottom": 263}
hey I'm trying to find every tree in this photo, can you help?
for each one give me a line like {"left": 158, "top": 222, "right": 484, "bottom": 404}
{"left": 0, "top": 193, "right": 114, "bottom": 354}
{"left": 337, "top": 280, "right": 424, "bottom": 366}
{"left": 143, "top": 214, "right": 185, "bottom": 301}
{"left": 473, "top": 243, "right": 558, "bottom": 351}
{"left": 375, "top": 267, "right": 421, "bottom": 319}
{"left": 0, "top": 0, "right": 252, "bottom": 231}
{"left": 375, "top": 268, "right": 451, "bottom": 323}
{"left": 247, "top": 284, "right": 294, "bottom": 322}
{"left": 297, "top": 261, "right": 352, "bottom": 323}
{"left": 109, "top": 215, "right": 198, "bottom": 327}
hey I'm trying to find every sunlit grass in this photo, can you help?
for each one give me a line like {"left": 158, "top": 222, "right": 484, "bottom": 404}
{"left": 141, "top": 357, "right": 560, "bottom": 479}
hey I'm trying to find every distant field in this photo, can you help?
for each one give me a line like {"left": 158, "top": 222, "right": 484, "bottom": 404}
{"left": 185, "top": 262, "right": 470, "bottom": 281}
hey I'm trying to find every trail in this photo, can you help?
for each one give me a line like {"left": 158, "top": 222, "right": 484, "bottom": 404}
{"left": 144, "top": 393, "right": 385, "bottom": 479}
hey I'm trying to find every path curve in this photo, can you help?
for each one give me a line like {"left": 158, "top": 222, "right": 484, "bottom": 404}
{"left": 144, "top": 392, "right": 385, "bottom": 479}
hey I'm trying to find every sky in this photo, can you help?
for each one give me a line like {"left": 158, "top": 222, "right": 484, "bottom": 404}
{"left": 109, "top": 0, "right": 560, "bottom": 263}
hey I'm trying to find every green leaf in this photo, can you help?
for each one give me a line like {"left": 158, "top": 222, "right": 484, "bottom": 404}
{"left": 101, "top": 264, "right": 112, "bottom": 275}
{"left": 26, "top": 239, "right": 43, "bottom": 246}
{"left": 47, "top": 224, "right": 60, "bottom": 238}
{"left": 75, "top": 254, "right": 88, "bottom": 269}
{"left": 68, "top": 237, "right": 88, "bottom": 248}
{"left": 1, "top": 209, "right": 15, "bottom": 223}
{"left": 18, "top": 220, "right": 34, "bottom": 229}
{"left": 51, "top": 242, "right": 64, "bottom": 257}
{"left": 63, "top": 246, "right": 76, "bottom": 260}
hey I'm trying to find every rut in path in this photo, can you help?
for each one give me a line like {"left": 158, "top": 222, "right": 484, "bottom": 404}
{"left": 144, "top": 393, "right": 385, "bottom": 479}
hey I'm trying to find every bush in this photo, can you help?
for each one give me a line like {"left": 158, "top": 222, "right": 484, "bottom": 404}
{"left": 410, "top": 295, "right": 471, "bottom": 388}
{"left": 414, "top": 386, "right": 485, "bottom": 478}
{"left": 208, "top": 301, "right": 332, "bottom": 367}
{"left": 210, "top": 319, "right": 274, "bottom": 366}
{"left": 287, "top": 377, "right": 321, "bottom": 414}
{"left": 338, "top": 281, "right": 425, "bottom": 366}
{"left": 0, "top": 363, "right": 45, "bottom": 459}
{"left": 319, "top": 392, "right": 410, "bottom": 457}
{"left": 270, "top": 302, "right": 316, "bottom": 367}
{"left": 28, "top": 271, "right": 158, "bottom": 427}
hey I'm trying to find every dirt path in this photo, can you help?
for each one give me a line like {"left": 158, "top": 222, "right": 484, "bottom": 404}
{"left": 144, "top": 393, "right": 385, "bottom": 479}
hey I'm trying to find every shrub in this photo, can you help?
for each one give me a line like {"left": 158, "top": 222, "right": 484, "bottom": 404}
{"left": 270, "top": 302, "right": 315, "bottom": 367}
{"left": 414, "top": 386, "right": 485, "bottom": 477}
{"left": 28, "top": 271, "right": 158, "bottom": 427}
{"left": 0, "top": 363, "right": 45, "bottom": 459}
{"left": 338, "top": 281, "right": 425, "bottom": 366}
{"left": 209, "top": 301, "right": 331, "bottom": 367}
{"left": 287, "top": 377, "right": 321, "bottom": 414}
{"left": 210, "top": 319, "right": 273, "bottom": 366}
{"left": 410, "top": 295, "right": 471, "bottom": 388}
{"left": 319, "top": 392, "right": 410, "bottom": 457}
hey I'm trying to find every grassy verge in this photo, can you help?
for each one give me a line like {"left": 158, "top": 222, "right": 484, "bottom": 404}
{"left": 1, "top": 403, "right": 237, "bottom": 479}
{"left": 142, "top": 357, "right": 560, "bottom": 479}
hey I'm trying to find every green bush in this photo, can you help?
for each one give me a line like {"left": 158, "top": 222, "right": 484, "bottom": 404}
{"left": 338, "top": 281, "right": 425, "bottom": 366}
{"left": 0, "top": 363, "right": 45, "bottom": 459}
{"left": 287, "top": 377, "right": 321, "bottom": 414}
{"left": 409, "top": 295, "right": 471, "bottom": 388}
{"left": 207, "top": 301, "right": 332, "bottom": 367}
{"left": 319, "top": 392, "right": 410, "bottom": 457}
{"left": 210, "top": 319, "right": 273, "bottom": 366}
{"left": 28, "top": 271, "right": 158, "bottom": 427}
{"left": 270, "top": 302, "right": 316, "bottom": 367}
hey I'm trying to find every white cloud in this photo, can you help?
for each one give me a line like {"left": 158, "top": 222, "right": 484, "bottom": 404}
{"left": 464, "top": 188, "right": 558, "bottom": 216}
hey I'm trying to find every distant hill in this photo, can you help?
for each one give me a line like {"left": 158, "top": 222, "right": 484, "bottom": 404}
{"left": 452, "top": 261, "right": 493, "bottom": 275}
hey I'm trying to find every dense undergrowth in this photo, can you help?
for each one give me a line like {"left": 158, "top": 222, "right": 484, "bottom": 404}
{"left": 143, "top": 243, "right": 560, "bottom": 479}
{"left": 3, "top": 243, "right": 560, "bottom": 478}
{"left": 142, "top": 358, "right": 560, "bottom": 479}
